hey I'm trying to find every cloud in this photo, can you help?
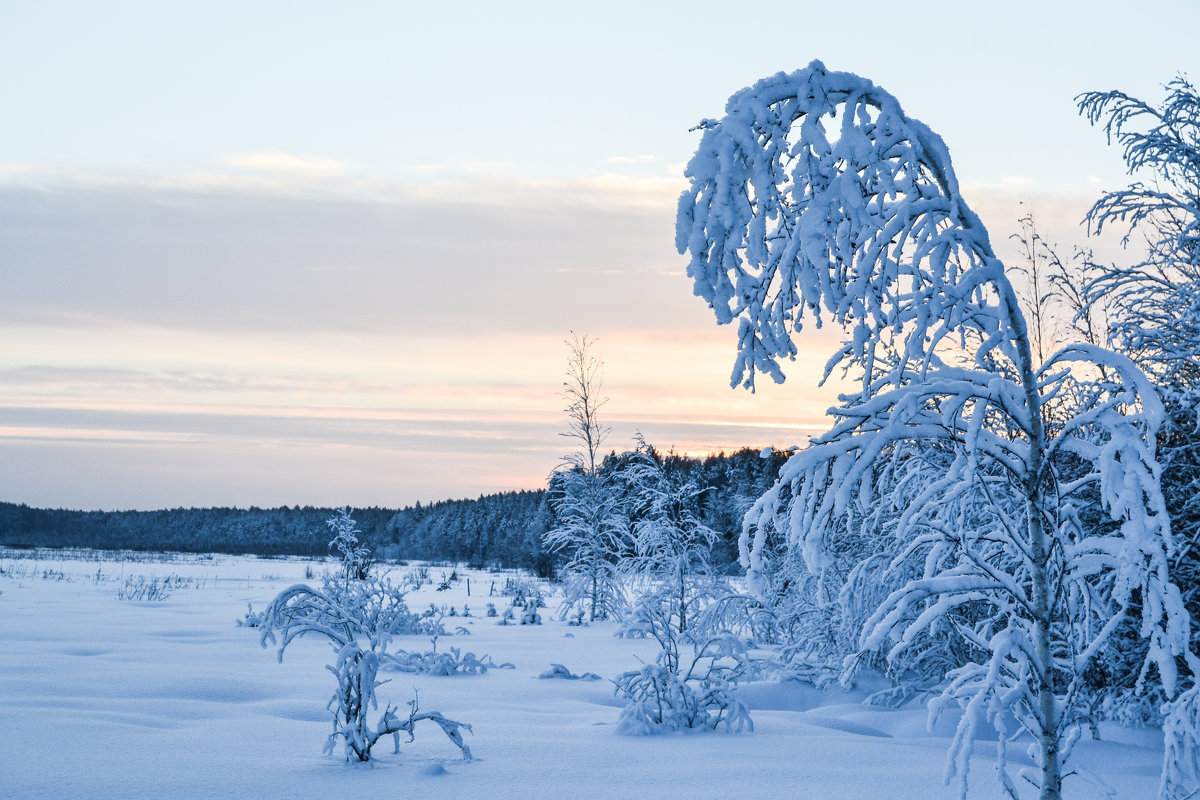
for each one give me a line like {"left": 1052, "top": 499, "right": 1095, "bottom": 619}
{"left": 225, "top": 152, "right": 349, "bottom": 178}
{"left": 0, "top": 395, "right": 820, "bottom": 509}
{"left": 0, "top": 175, "right": 695, "bottom": 339}
{"left": 0, "top": 169, "right": 932, "bottom": 509}
{"left": 605, "top": 154, "right": 660, "bottom": 164}
{"left": 0, "top": 162, "right": 42, "bottom": 176}
{"left": 408, "top": 160, "right": 515, "bottom": 175}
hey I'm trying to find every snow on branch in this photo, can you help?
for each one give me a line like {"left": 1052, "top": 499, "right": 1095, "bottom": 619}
{"left": 682, "top": 62, "right": 1194, "bottom": 800}
{"left": 677, "top": 60, "right": 1022, "bottom": 393}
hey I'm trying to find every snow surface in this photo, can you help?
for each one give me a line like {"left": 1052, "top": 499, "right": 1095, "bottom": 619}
{"left": 0, "top": 549, "right": 1166, "bottom": 799}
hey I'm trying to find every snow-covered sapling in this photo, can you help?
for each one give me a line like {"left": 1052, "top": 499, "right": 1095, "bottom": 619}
{"left": 327, "top": 507, "right": 373, "bottom": 582}
{"left": 621, "top": 435, "right": 721, "bottom": 639}
{"left": 259, "top": 584, "right": 472, "bottom": 763}
{"left": 519, "top": 589, "right": 543, "bottom": 624}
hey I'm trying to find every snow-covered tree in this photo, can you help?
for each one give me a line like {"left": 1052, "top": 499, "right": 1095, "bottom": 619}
{"left": 622, "top": 435, "right": 720, "bottom": 636}
{"left": 1078, "top": 76, "right": 1200, "bottom": 798}
{"left": 260, "top": 583, "right": 471, "bottom": 763}
{"left": 545, "top": 334, "right": 629, "bottom": 621}
{"left": 610, "top": 437, "right": 754, "bottom": 734}
{"left": 677, "top": 61, "right": 1195, "bottom": 800}
{"left": 1080, "top": 75, "right": 1200, "bottom": 395}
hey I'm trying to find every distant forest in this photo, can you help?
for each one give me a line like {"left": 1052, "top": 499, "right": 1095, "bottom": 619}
{"left": 0, "top": 447, "right": 786, "bottom": 576}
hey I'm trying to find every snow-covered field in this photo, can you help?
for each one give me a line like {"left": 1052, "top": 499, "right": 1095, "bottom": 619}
{"left": 0, "top": 548, "right": 1166, "bottom": 799}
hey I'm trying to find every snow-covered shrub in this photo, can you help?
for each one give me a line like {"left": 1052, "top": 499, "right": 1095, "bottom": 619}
{"left": 554, "top": 564, "right": 628, "bottom": 622}
{"left": 694, "top": 588, "right": 783, "bottom": 648}
{"left": 260, "top": 584, "right": 472, "bottom": 763}
{"left": 384, "top": 646, "right": 498, "bottom": 676}
{"left": 327, "top": 506, "right": 373, "bottom": 581}
{"left": 519, "top": 589, "right": 544, "bottom": 625}
{"left": 116, "top": 574, "right": 191, "bottom": 601}
{"left": 322, "top": 573, "right": 437, "bottom": 637}
{"left": 614, "top": 631, "right": 752, "bottom": 735}
{"left": 435, "top": 570, "right": 457, "bottom": 591}
{"left": 614, "top": 588, "right": 753, "bottom": 735}
{"left": 1161, "top": 685, "right": 1200, "bottom": 800}
{"left": 406, "top": 564, "right": 430, "bottom": 587}
{"left": 236, "top": 601, "right": 265, "bottom": 628}
{"left": 539, "top": 663, "right": 601, "bottom": 681}
{"left": 501, "top": 576, "right": 547, "bottom": 608}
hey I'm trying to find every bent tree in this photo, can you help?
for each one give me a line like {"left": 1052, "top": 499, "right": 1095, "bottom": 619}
{"left": 676, "top": 61, "right": 1194, "bottom": 799}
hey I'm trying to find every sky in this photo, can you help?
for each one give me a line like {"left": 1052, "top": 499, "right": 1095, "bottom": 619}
{"left": 2, "top": 0, "right": 1198, "bottom": 511}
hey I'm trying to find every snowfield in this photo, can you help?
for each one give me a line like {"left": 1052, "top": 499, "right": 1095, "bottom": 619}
{"left": 0, "top": 549, "right": 1166, "bottom": 799}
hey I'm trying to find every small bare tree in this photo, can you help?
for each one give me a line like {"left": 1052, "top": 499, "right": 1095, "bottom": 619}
{"left": 560, "top": 331, "right": 610, "bottom": 476}
{"left": 545, "top": 333, "right": 629, "bottom": 621}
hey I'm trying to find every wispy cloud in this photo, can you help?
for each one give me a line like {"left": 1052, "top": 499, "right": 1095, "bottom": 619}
{"left": 409, "top": 160, "right": 515, "bottom": 175}
{"left": 0, "top": 177, "right": 689, "bottom": 337}
{"left": 225, "top": 152, "right": 349, "bottom": 178}
{"left": 605, "top": 154, "right": 659, "bottom": 165}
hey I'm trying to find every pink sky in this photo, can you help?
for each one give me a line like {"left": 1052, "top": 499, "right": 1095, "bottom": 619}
{"left": 2, "top": 1, "right": 1191, "bottom": 509}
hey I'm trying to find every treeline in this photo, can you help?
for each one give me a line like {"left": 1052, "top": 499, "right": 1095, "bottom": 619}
{"left": 381, "top": 490, "right": 555, "bottom": 575}
{"left": 0, "top": 447, "right": 787, "bottom": 570}
{"left": 0, "top": 503, "right": 395, "bottom": 556}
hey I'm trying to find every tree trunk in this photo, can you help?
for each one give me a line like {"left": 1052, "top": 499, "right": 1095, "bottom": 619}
{"left": 590, "top": 555, "right": 599, "bottom": 622}
{"left": 1009, "top": 290, "right": 1061, "bottom": 800}
{"left": 1029, "top": 498, "right": 1062, "bottom": 800}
